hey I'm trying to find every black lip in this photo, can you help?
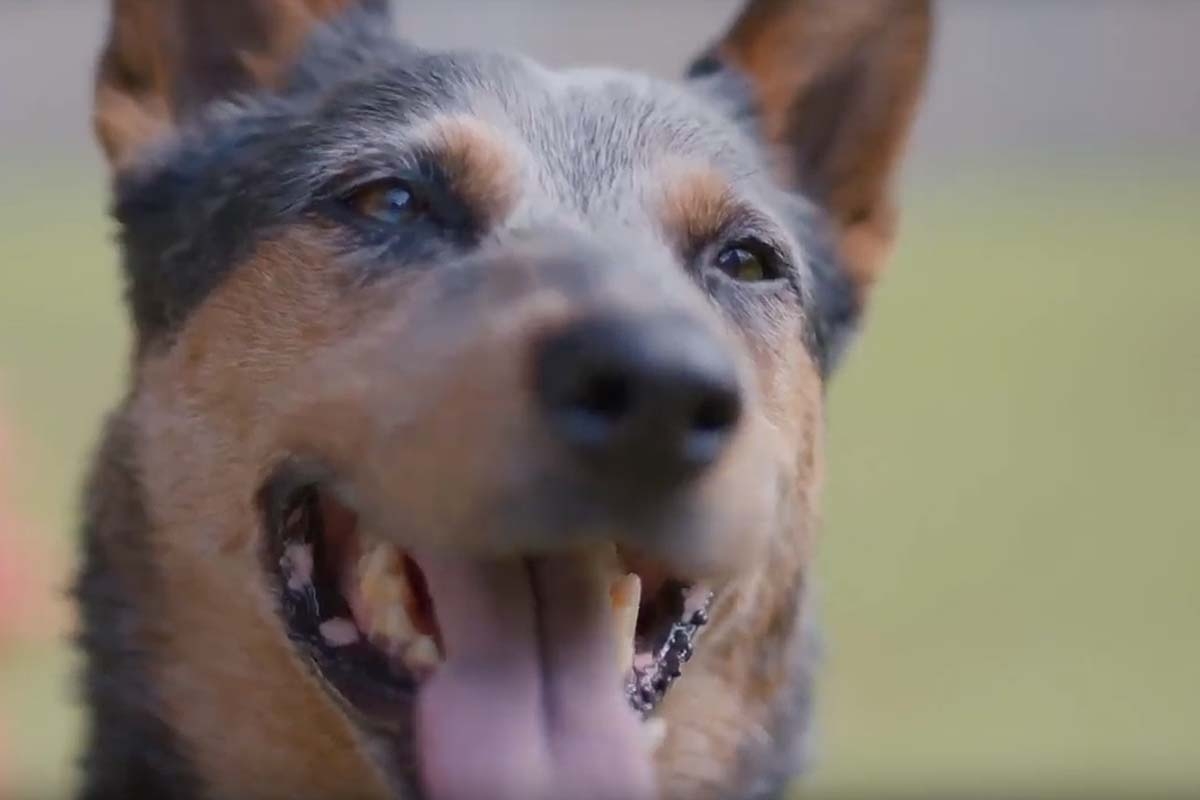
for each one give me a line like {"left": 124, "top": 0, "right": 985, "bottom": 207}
{"left": 627, "top": 595, "right": 712, "bottom": 718}
{"left": 258, "top": 468, "right": 713, "bottom": 728}
{"left": 260, "top": 477, "right": 418, "bottom": 734}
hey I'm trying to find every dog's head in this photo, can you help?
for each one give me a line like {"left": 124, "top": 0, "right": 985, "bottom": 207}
{"left": 92, "top": 1, "right": 930, "bottom": 797}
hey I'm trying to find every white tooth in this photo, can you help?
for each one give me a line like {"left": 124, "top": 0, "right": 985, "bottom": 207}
{"left": 643, "top": 717, "right": 668, "bottom": 753}
{"left": 356, "top": 540, "right": 420, "bottom": 649}
{"left": 359, "top": 541, "right": 400, "bottom": 606}
{"left": 376, "top": 598, "right": 417, "bottom": 646}
{"left": 610, "top": 572, "right": 641, "bottom": 672}
{"left": 319, "top": 617, "right": 360, "bottom": 647}
{"left": 405, "top": 635, "right": 441, "bottom": 675}
{"left": 282, "top": 543, "right": 314, "bottom": 591}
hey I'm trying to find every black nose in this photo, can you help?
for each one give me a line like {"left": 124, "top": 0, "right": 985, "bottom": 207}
{"left": 535, "top": 314, "right": 743, "bottom": 492}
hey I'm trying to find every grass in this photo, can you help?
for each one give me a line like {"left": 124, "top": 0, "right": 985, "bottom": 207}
{"left": 810, "top": 161, "right": 1200, "bottom": 795}
{"left": 1, "top": 157, "right": 1197, "bottom": 797}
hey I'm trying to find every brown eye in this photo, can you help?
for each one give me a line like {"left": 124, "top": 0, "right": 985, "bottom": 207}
{"left": 345, "top": 180, "right": 423, "bottom": 225}
{"left": 714, "top": 243, "right": 778, "bottom": 282}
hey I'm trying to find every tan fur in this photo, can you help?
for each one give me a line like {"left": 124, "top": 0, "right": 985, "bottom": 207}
{"left": 95, "top": 0, "right": 366, "bottom": 166}
{"left": 414, "top": 116, "right": 524, "bottom": 227}
{"left": 130, "top": 236, "right": 396, "bottom": 799}
{"left": 94, "top": 0, "right": 175, "bottom": 167}
{"left": 121, "top": 223, "right": 801, "bottom": 798}
{"left": 657, "top": 346, "right": 825, "bottom": 799}
{"left": 657, "top": 165, "right": 742, "bottom": 256}
{"left": 652, "top": 164, "right": 829, "bottom": 793}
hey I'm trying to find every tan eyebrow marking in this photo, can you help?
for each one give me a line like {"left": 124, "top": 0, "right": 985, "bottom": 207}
{"left": 656, "top": 164, "right": 742, "bottom": 258}
{"left": 412, "top": 115, "right": 523, "bottom": 227}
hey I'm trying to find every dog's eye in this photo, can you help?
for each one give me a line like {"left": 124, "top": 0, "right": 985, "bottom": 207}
{"left": 713, "top": 243, "right": 780, "bottom": 283}
{"left": 344, "top": 180, "right": 426, "bottom": 225}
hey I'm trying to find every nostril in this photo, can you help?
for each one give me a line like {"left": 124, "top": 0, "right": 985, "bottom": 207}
{"left": 679, "top": 384, "right": 742, "bottom": 470}
{"left": 569, "top": 370, "right": 633, "bottom": 423}
{"left": 535, "top": 313, "right": 744, "bottom": 483}
{"left": 692, "top": 390, "right": 741, "bottom": 435}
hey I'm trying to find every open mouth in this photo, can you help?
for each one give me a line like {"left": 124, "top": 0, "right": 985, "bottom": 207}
{"left": 259, "top": 473, "right": 713, "bottom": 747}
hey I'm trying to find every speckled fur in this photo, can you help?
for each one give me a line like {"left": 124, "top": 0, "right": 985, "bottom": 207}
{"left": 77, "top": 2, "right": 931, "bottom": 798}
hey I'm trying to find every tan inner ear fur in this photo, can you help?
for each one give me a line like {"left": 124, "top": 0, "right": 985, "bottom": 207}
{"left": 95, "top": 0, "right": 370, "bottom": 168}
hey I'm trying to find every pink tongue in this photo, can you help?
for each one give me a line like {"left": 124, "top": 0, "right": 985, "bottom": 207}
{"left": 414, "top": 552, "right": 655, "bottom": 800}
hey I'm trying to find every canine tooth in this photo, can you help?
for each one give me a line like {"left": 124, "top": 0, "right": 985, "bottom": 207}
{"left": 405, "top": 635, "right": 441, "bottom": 675}
{"left": 359, "top": 542, "right": 401, "bottom": 605}
{"left": 375, "top": 600, "right": 417, "bottom": 647}
{"left": 356, "top": 540, "right": 421, "bottom": 650}
{"left": 610, "top": 572, "right": 641, "bottom": 672}
{"left": 319, "top": 618, "right": 360, "bottom": 647}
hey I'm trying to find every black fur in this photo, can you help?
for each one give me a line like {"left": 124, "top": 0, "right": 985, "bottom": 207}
{"left": 74, "top": 411, "right": 201, "bottom": 800}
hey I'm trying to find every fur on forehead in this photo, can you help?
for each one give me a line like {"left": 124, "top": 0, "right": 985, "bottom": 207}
{"left": 112, "top": 18, "right": 853, "bottom": 370}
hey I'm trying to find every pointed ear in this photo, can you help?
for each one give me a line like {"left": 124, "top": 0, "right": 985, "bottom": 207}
{"left": 689, "top": 0, "right": 932, "bottom": 301}
{"left": 94, "top": 0, "right": 391, "bottom": 169}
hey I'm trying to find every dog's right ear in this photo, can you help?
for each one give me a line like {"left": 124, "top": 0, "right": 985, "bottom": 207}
{"left": 95, "top": 0, "right": 390, "bottom": 169}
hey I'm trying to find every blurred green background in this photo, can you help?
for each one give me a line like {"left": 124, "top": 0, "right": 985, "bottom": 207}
{"left": 1, "top": 2, "right": 1197, "bottom": 798}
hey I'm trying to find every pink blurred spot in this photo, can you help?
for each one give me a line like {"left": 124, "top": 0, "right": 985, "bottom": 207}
{"left": 0, "top": 405, "right": 60, "bottom": 798}
{"left": 0, "top": 411, "right": 58, "bottom": 642}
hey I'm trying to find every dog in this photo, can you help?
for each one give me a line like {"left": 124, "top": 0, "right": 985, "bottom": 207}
{"left": 75, "top": 1, "right": 931, "bottom": 797}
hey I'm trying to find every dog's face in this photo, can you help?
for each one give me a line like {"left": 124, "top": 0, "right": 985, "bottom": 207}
{"left": 91, "top": 1, "right": 929, "bottom": 798}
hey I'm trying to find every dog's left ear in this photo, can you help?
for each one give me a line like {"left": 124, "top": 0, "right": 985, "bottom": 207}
{"left": 95, "top": 0, "right": 391, "bottom": 168}
{"left": 689, "top": 0, "right": 933, "bottom": 302}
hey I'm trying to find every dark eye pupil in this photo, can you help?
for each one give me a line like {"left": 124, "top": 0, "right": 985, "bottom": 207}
{"left": 350, "top": 181, "right": 418, "bottom": 224}
{"left": 716, "top": 246, "right": 768, "bottom": 282}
